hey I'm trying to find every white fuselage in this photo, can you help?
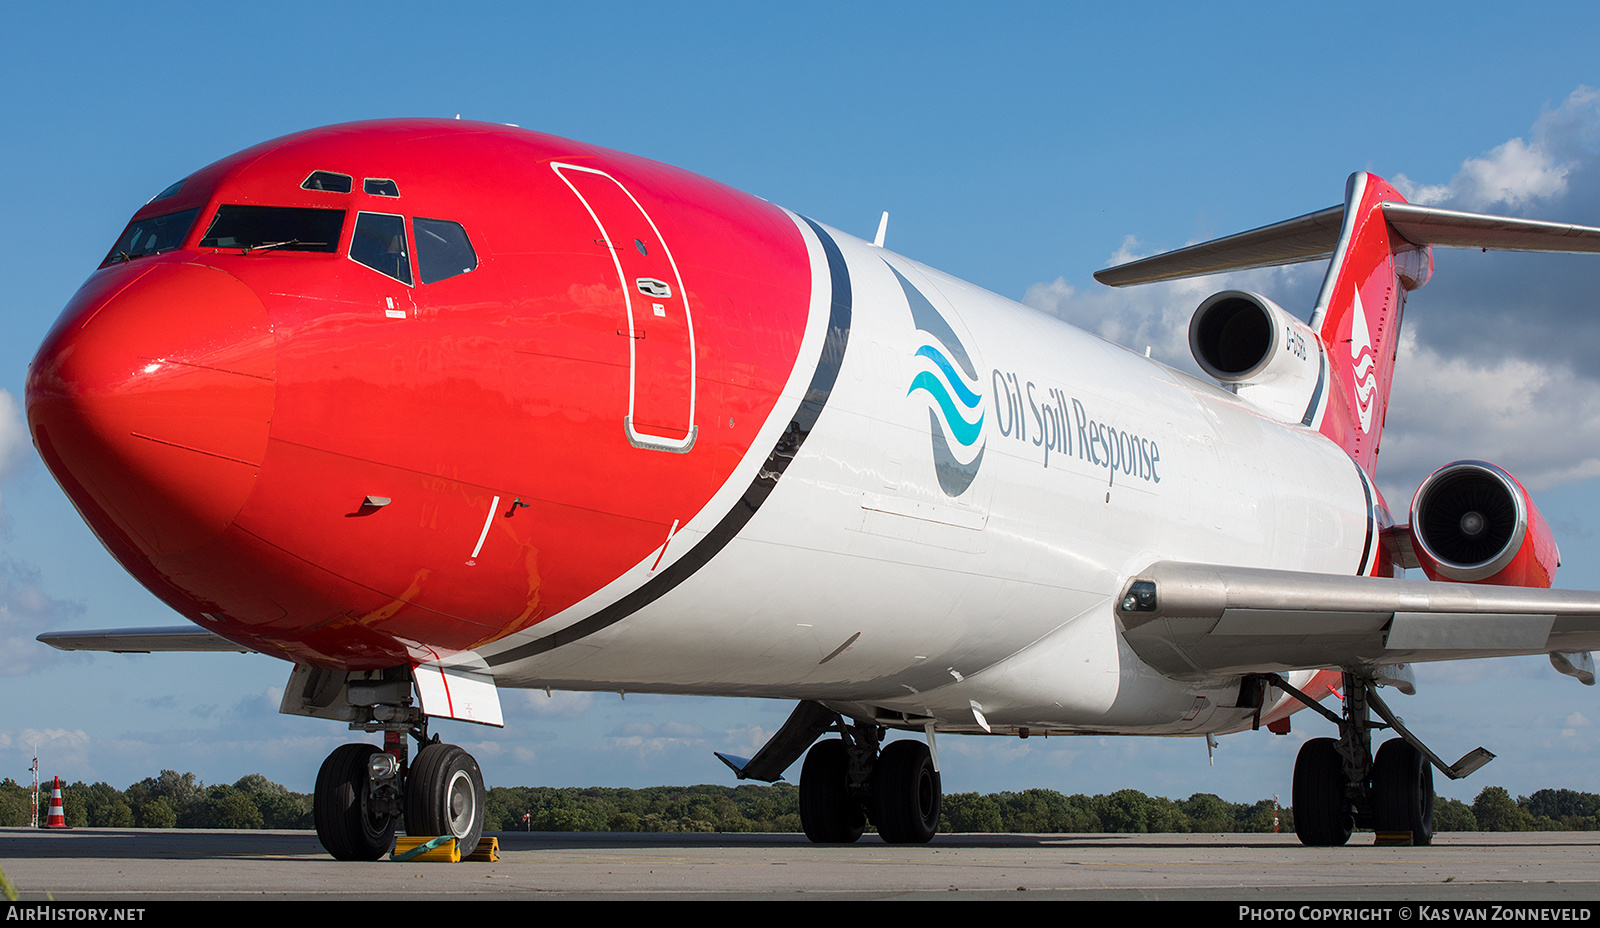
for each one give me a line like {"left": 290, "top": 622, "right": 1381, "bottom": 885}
{"left": 480, "top": 217, "right": 1372, "bottom": 736}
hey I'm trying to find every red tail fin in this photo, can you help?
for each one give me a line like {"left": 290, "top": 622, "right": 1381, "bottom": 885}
{"left": 1309, "top": 173, "right": 1431, "bottom": 478}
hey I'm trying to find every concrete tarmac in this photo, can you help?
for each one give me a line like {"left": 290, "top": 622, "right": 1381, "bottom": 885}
{"left": 2, "top": 828, "right": 1599, "bottom": 901}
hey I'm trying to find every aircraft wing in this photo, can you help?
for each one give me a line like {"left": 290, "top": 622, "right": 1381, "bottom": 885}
{"left": 36, "top": 626, "right": 253, "bottom": 653}
{"left": 1117, "top": 561, "right": 1600, "bottom": 680}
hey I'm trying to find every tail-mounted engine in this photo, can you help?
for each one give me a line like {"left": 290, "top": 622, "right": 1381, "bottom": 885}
{"left": 1405, "top": 461, "right": 1558, "bottom": 588}
{"left": 1189, "top": 290, "right": 1324, "bottom": 424}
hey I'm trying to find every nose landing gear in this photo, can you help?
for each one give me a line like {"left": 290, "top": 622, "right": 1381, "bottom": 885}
{"left": 308, "top": 672, "right": 487, "bottom": 861}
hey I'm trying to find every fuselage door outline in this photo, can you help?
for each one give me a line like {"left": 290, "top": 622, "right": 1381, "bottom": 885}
{"left": 552, "top": 162, "right": 698, "bottom": 453}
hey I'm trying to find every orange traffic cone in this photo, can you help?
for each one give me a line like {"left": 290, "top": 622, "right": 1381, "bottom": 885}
{"left": 45, "top": 776, "right": 66, "bottom": 828}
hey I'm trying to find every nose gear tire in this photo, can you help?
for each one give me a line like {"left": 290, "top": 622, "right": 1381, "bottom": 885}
{"left": 405, "top": 743, "right": 486, "bottom": 857}
{"left": 314, "top": 743, "right": 398, "bottom": 861}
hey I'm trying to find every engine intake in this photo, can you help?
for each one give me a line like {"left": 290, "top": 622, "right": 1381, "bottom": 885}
{"left": 1189, "top": 291, "right": 1322, "bottom": 424}
{"left": 1408, "top": 461, "right": 1557, "bottom": 588}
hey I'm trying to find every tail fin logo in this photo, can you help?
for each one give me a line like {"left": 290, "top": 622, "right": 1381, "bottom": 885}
{"left": 890, "top": 265, "right": 985, "bottom": 496}
{"left": 1349, "top": 290, "right": 1376, "bottom": 433}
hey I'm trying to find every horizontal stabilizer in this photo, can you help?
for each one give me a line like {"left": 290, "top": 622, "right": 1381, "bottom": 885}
{"left": 37, "top": 626, "right": 252, "bottom": 653}
{"left": 1382, "top": 202, "right": 1600, "bottom": 253}
{"left": 1094, "top": 206, "right": 1344, "bottom": 287}
{"left": 1117, "top": 561, "right": 1600, "bottom": 678}
{"left": 1095, "top": 200, "right": 1600, "bottom": 287}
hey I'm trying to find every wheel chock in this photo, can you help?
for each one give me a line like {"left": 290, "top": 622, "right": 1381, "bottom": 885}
{"left": 392, "top": 835, "right": 460, "bottom": 862}
{"left": 1373, "top": 831, "right": 1414, "bottom": 847}
{"left": 390, "top": 836, "right": 499, "bottom": 862}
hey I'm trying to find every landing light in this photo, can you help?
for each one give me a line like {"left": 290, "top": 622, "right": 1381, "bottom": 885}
{"left": 368, "top": 752, "right": 399, "bottom": 782}
{"left": 1121, "top": 580, "right": 1158, "bottom": 613}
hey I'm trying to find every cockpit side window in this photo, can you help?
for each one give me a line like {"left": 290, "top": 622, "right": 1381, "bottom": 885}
{"left": 414, "top": 218, "right": 478, "bottom": 284}
{"left": 101, "top": 207, "right": 201, "bottom": 267}
{"left": 349, "top": 212, "right": 413, "bottom": 285}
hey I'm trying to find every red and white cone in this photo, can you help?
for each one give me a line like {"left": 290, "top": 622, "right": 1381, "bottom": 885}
{"left": 45, "top": 776, "right": 66, "bottom": 828}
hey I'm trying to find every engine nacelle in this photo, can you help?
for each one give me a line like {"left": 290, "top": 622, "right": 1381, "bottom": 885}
{"left": 1189, "top": 290, "right": 1323, "bottom": 424}
{"left": 1408, "top": 461, "right": 1559, "bottom": 588}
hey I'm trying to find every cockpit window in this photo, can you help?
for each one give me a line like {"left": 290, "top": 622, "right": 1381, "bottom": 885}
{"left": 349, "top": 212, "right": 412, "bottom": 285}
{"left": 100, "top": 207, "right": 201, "bottom": 267}
{"left": 414, "top": 218, "right": 478, "bottom": 284}
{"left": 302, "top": 171, "right": 353, "bottom": 193}
{"left": 364, "top": 178, "right": 400, "bottom": 197}
{"left": 200, "top": 205, "right": 345, "bottom": 253}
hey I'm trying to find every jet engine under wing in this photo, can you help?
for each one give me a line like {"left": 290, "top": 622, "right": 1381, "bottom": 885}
{"left": 37, "top": 627, "right": 253, "bottom": 653}
{"left": 1117, "top": 561, "right": 1600, "bottom": 680}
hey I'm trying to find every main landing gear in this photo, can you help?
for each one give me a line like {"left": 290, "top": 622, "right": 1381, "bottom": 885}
{"left": 713, "top": 701, "right": 943, "bottom": 844}
{"left": 311, "top": 675, "right": 486, "bottom": 861}
{"left": 1270, "top": 670, "right": 1490, "bottom": 847}
{"left": 798, "top": 718, "right": 942, "bottom": 844}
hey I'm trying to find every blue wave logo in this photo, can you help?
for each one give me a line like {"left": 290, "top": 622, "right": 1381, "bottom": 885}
{"left": 892, "top": 266, "right": 985, "bottom": 496}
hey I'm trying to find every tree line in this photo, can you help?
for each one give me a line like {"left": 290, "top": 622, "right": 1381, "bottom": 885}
{"left": 3, "top": 771, "right": 1598, "bottom": 834}
{"left": 0, "top": 771, "right": 310, "bottom": 829}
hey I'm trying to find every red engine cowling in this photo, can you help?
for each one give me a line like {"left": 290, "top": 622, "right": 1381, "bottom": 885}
{"left": 1408, "top": 461, "right": 1559, "bottom": 588}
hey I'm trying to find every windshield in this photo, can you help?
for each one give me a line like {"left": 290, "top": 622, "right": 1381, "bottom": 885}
{"left": 200, "top": 205, "right": 345, "bottom": 253}
{"left": 100, "top": 207, "right": 201, "bottom": 267}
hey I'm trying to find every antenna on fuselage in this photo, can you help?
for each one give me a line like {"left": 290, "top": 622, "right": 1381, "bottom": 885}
{"left": 872, "top": 211, "right": 889, "bottom": 247}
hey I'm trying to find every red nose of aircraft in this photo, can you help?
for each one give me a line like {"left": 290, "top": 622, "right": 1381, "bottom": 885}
{"left": 26, "top": 262, "right": 276, "bottom": 562}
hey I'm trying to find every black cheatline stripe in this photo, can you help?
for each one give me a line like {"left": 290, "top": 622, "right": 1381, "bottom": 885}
{"left": 1353, "top": 461, "right": 1375, "bottom": 576}
{"left": 1300, "top": 348, "right": 1327, "bottom": 427}
{"left": 487, "top": 217, "right": 853, "bottom": 667}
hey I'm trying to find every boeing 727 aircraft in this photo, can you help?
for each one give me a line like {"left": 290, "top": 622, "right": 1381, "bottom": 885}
{"left": 27, "top": 119, "right": 1600, "bottom": 857}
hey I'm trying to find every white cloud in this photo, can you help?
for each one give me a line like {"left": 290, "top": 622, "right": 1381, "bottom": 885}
{"left": 1022, "top": 245, "right": 1323, "bottom": 374}
{"left": 521, "top": 689, "right": 597, "bottom": 719}
{"left": 717, "top": 723, "right": 772, "bottom": 757}
{"left": 1396, "top": 136, "right": 1568, "bottom": 210}
{"left": 601, "top": 719, "right": 708, "bottom": 758}
{"left": 0, "top": 390, "right": 23, "bottom": 477}
{"left": 0, "top": 558, "right": 85, "bottom": 676}
{"left": 1393, "top": 87, "right": 1600, "bottom": 211}
{"left": 12, "top": 728, "right": 91, "bottom": 774}
{"left": 1378, "top": 325, "right": 1600, "bottom": 500}
{"left": 0, "top": 389, "right": 27, "bottom": 519}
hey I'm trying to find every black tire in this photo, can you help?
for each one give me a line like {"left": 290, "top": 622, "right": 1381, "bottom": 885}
{"left": 404, "top": 743, "right": 486, "bottom": 856}
{"left": 1293, "top": 737, "right": 1353, "bottom": 847}
{"left": 799, "top": 739, "right": 865, "bottom": 843}
{"left": 873, "top": 740, "right": 941, "bottom": 844}
{"left": 1372, "top": 738, "right": 1434, "bottom": 846}
{"left": 314, "top": 743, "right": 397, "bottom": 861}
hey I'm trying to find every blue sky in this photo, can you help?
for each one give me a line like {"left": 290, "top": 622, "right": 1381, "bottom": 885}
{"left": 6, "top": 2, "right": 1600, "bottom": 807}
